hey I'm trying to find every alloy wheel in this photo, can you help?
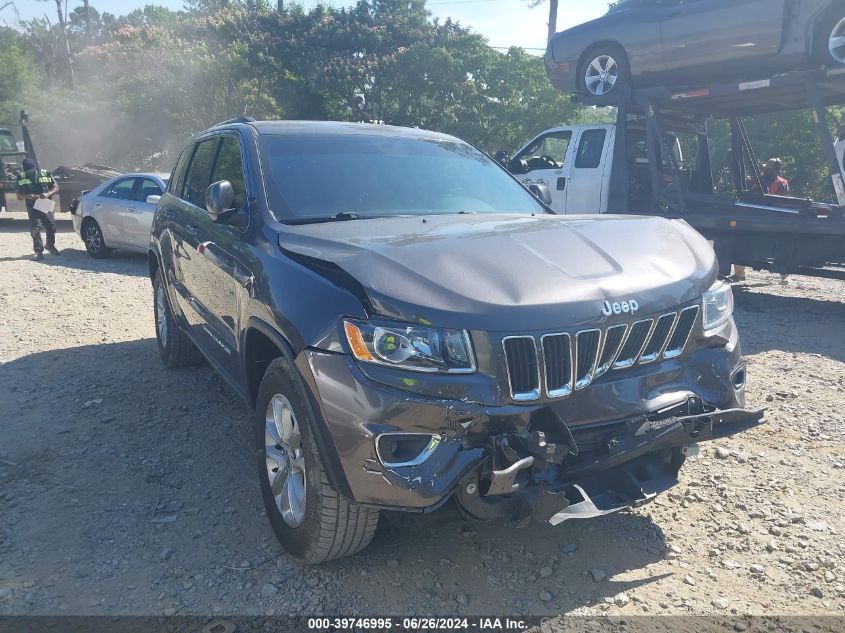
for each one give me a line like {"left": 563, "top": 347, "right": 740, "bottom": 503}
{"left": 155, "top": 282, "right": 168, "bottom": 348}
{"left": 85, "top": 224, "right": 102, "bottom": 252}
{"left": 584, "top": 55, "right": 619, "bottom": 96}
{"left": 264, "top": 394, "right": 307, "bottom": 528}
{"left": 831, "top": 17, "right": 845, "bottom": 64}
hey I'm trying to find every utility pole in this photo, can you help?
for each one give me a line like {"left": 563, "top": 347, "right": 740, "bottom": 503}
{"left": 547, "top": 0, "right": 558, "bottom": 42}
{"left": 277, "top": 0, "right": 283, "bottom": 12}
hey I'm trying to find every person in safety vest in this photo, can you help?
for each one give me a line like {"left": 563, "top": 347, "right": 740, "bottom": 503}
{"left": 16, "top": 157, "right": 60, "bottom": 261}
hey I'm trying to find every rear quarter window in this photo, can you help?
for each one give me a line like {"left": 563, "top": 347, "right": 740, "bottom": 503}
{"left": 574, "top": 129, "right": 608, "bottom": 169}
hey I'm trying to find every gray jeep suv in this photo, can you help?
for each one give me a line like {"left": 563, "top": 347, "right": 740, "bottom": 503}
{"left": 148, "top": 119, "right": 763, "bottom": 563}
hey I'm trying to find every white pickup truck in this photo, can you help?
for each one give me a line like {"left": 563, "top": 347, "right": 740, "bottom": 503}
{"left": 505, "top": 123, "right": 687, "bottom": 215}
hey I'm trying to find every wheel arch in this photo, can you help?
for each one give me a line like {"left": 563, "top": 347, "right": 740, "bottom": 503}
{"left": 243, "top": 317, "right": 354, "bottom": 500}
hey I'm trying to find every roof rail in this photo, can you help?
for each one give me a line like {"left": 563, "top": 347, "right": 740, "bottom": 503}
{"left": 214, "top": 116, "right": 256, "bottom": 127}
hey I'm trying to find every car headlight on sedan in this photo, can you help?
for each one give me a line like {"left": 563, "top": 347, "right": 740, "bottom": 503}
{"left": 702, "top": 279, "right": 734, "bottom": 332}
{"left": 343, "top": 320, "right": 476, "bottom": 373}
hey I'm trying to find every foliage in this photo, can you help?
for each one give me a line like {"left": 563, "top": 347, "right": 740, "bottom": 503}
{"left": 0, "top": 26, "right": 37, "bottom": 122}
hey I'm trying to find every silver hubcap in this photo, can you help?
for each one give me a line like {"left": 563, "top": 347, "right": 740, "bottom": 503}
{"left": 85, "top": 225, "right": 101, "bottom": 252}
{"left": 831, "top": 18, "right": 845, "bottom": 64}
{"left": 585, "top": 54, "right": 619, "bottom": 96}
{"left": 155, "top": 283, "right": 168, "bottom": 347}
{"left": 265, "top": 394, "right": 306, "bottom": 528}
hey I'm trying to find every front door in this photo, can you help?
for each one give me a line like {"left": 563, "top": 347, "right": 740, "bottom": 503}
{"left": 116, "top": 177, "right": 163, "bottom": 249}
{"left": 660, "top": 0, "right": 786, "bottom": 72}
{"left": 510, "top": 129, "right": 574, "bottom": 213}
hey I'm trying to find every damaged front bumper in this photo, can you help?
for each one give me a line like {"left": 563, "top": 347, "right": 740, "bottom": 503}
{"left": 300, "top": 345, "right": 763, "bottom": 523}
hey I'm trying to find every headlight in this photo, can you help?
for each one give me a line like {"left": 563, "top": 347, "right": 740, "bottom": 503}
{"left": 343, "top": 319, "right": 476, "bottom": 373}
{"left": 702, "top": 279, "right": 734, "bottom": 332}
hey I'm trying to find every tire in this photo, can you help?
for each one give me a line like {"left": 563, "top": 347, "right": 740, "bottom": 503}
{"left": 579, "top": 44, "right": 630, "bottom": 98}
{"left": 82, "top": 218, "right": 111, "bottom": 259}
{"left": 153, "top": 269, "right": 204, "bottom": 368}
{"left": 817, "top": 11, "right": 845, "bottom": 67}
{"left": 256, "top": 356, "right": 379, "bottom": 564}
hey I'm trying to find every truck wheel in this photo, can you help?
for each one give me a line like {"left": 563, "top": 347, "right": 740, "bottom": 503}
{"left": 153, "top": 269, "right": 204, "bottom": 368}
{"left": 255, "top": 356, "right": 379, "bottom": 564}
{"left": 579, "top": 45, "right": 630, "bottom": 98}
{"left": 82, "top": 219, "right": 111, "bottom": 258}
{"left": 818, "top": 11, "right": 845, "bottom": 66}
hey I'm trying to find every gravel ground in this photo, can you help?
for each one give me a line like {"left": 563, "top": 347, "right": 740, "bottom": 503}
{"left": 1, "top": 212, "right": 844, "bottom": 619}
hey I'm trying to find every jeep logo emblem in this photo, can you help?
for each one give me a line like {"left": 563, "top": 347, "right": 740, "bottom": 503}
{"left": 602, "top": 299, "right": 639, "bottom": 317}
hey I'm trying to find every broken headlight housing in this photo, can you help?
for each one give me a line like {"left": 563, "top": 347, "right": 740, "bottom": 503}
{"left": 702, "top": 279, "right": 734, "bottom": 333}
{"left": 343, "top": 319, "right": 476, "bottom": 373}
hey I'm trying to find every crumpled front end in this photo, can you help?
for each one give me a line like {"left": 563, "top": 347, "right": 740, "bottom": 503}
{"left": 299, "top": 315, "right": 764, "bottom": 522}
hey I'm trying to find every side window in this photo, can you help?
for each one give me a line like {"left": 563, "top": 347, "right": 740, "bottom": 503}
{"left": 513, "top": 131, "right": 572, "bottom": 174}
{"left": 574, "top": 129, "right": 608, "bottom": 169}
{"left": 168, "top": 149, "right": 191, "bottom": 197}
{"left": 108, "top": 178, "right": 137, "bottom": 200}
{"left": 183, "top": 138, "right": 219, "bottom": 208}
{"left": 135, "top": 178, "right": 163, "bottom": 202}
{"left": 210, "top": 137, "right": 247, "bottom": 209}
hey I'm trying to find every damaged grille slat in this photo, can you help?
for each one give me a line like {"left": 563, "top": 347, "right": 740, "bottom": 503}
{"left": 501, "top": 304, "right": 700, "bottom": 402}
{"left": 574, "top": 329, "right": 601, "bottom": 390}
{"left": 639, "top": 313, "right": 677, "bottom": 364}
{"left": 541, "top": 333, "right": 573, "bottom": 398}
{"left": 503, "top": 336, "right": 540, "bottom": 401}
{"left": 664, "top": 306, "right": 699, "bottom": 359}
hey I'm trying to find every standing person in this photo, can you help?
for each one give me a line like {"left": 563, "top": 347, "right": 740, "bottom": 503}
{"left": 16, "top": 158, "right": 60, "bottom": 261}
{"left": 759, "top": 158, "right": 790, "bottom": 195}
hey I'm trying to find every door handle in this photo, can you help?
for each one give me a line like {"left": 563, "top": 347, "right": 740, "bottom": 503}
{"left": 186, "top": 224, "right": 202, "bottom": 237}
{"left": 95, "top": 203, "right": 102, "bottom": 208}
{"left": 127, "top": 207, "right": 136, "bottom": 213}
{"left": 234, "top": 265, "right": 254, "bottom": 291}
{"left": 557, "top": 177, "right": 567, "bottom": 191}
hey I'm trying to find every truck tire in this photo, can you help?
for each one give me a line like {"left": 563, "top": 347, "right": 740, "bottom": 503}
{"left": 82, "top": 218, "right": 111, "bottom": 259}
{"left": 579, "top": 44, "right": 630, "bottom": 98}
{"left": 153, "top": 269, "right": 204, "bottom": 368}
{"left": 255, "top": 356, "right": 379, "bottom": 564}
{"left": 817, "top": 10, "right": 845, "bottom": 67}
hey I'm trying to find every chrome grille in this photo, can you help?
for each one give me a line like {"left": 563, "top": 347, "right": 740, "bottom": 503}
{"left": 501, "top": 305, "right": 700, "bottom": 401}
{"left": 502, "top": 336, "right": 540, "bottom": 401}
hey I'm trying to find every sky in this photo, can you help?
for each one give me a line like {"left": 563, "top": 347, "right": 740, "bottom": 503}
{"left": 8, "top": 0, "right": 609, "bottom": 51}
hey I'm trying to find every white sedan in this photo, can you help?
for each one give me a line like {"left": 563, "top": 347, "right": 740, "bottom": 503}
{"left": 71, "top": 172, "right": 169, "bottom": 258}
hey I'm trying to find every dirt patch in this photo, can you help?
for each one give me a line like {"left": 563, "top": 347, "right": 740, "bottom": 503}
{"left": 0, "top": 212, "right": 843, "bottom": 616}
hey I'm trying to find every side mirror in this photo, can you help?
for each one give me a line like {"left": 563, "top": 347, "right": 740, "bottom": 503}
{"left": 146, "top": 194, "right": 161, "bottom": 205}
{"left": 205, "top": 180, "right": 241, "bottom": 225}
{"left": 528, "top": 183, "right": 553, "bottom": 207}
{"left": 493, "top": 150, "right": 510, "bottom": 167}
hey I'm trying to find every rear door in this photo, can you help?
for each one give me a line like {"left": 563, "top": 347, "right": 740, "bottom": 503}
{"left": 564, "top": 127, "right": 612, "bottom": 214}
{"left": 660, "top": 0, "right": 786, "bottom": 71}
{"left": 510, "top": 129, "right": 574, "bottom": 213}
{"left": 96, "top": 177, "right": 138, "bottom": 245}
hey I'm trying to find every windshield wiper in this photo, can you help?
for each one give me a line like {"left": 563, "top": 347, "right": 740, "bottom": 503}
{"left": 283, "top": 212, "right": 362, "bottom": 225}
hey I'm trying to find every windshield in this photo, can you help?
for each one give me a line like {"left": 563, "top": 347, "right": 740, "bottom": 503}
{"left": 0, "top": 130, "right": 18, "bottom": 154}
{"left": 259, "top": 133, "right": 546, "bottom": 222}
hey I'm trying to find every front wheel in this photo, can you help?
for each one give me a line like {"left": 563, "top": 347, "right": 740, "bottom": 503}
{"left": 580, "top": 45, "right": 630, "bottom": 98}
{"left": 256, "top": 356, "right": 379, "bottom": 564}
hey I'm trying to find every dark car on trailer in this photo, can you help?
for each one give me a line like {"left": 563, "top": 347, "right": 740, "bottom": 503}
{"left": 546, "top": 0, "right": 845, "bottom": 98}
{"left": 148, "top": 119, "right": 763, "bottom": 563}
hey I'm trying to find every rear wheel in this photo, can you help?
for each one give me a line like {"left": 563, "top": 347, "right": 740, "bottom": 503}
{"left": 82, "top": 219, "right": 110, "bottom": 258}
{"left": 580, "top": 45, "right": 630, "bottom": 98}
{"left": 818, "top": 11, "right": 845, "bottom": 66}
{"left": 256, "top": 356, "right": 379, "bottom": 564}
{"left": 153, "top": 269, "right": 204, "bottom": 368}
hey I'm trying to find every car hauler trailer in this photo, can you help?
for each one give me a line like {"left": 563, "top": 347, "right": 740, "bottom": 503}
{"left": 581, "top": 67, "right": 845, "bottom": 280}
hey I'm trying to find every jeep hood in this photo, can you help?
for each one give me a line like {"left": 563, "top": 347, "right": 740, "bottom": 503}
{"left": 278, "top": 214, "right": 716, "bottom": 332}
